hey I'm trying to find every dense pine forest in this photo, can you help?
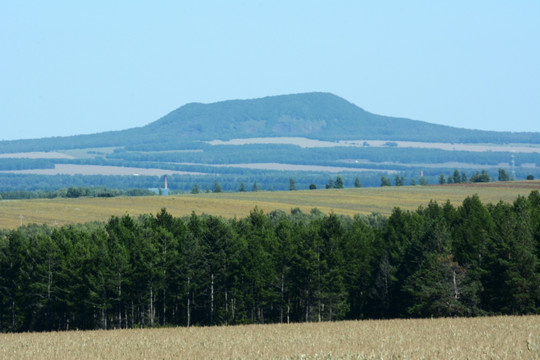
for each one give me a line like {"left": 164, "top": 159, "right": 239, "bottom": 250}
{"left": 1, "top": 192, "right": 539, "bottom": 332}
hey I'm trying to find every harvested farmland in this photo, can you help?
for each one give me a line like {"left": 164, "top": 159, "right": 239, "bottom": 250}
{"left": 0, "top": 316, "right": 538, "bottom": 359}
{"left": 1, "top": 181, "right": 539, "bottom": 229}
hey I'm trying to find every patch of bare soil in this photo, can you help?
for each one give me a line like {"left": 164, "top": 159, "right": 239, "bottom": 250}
{"left": 0, "top": 164, "right": 204, "bottom": 176}
{"left": 208, "top": 137, "right": 540, "bottom": 153}
{"left": 0, "top": 152, "right": 75, "bottom": 159}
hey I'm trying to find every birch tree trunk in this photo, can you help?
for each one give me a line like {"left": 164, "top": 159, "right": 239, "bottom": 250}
{"left": 187, "top": 277, "right": 191, "bottom": 327}
{"left": 210, "top": 273, "right": 214, "bottom": 326}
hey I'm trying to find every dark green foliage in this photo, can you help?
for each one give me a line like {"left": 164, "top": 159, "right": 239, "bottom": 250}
{"left": 453, "top": 169, "right": 462, "bottom": 184}
{"left": 0, "top": 158, "right": 55, "bottom": 171}
{"left": 326, "top": 178, "right": 334, "bottom": 189}
{"left": 381, "top": 175, "right": 391, "bottom": 187}
{"left": 238, "top": 182, "right": 246, "bottom": 192}
{"left": 498, "top": 168, "right": 510, "bottom": 182}
{"left": 470, "top": 170, "right": 490, "bottom": 183}
{"left": 66, "top": 187, "right": 90, "bottom": 198}
{"left": 0, "top": 194, "right": 539, "bottom": 332}
{"left": 326, "top": 176, "right": 345, "bottom": 189}
{"left": 487, "top": 197, "right": 540, "bottom": 314}
{"left": 105, "top": 144, "right": 540, "bottom": 172}
{"left": 439, "top": 174, "right": 446, "bottom": 184}
{"left": 334, "top": 176, "right": 344, "bottom": 189}
{"left": 1, "top": 186, "right": 154, "bottom": 200}
{"left": 289, "top": 178, "right": 296, "bottom": 191}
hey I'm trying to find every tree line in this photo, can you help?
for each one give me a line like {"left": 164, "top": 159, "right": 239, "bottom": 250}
{"left": 1, "top": 192, "right": 539, "bottom": 332}
{"left": 3, "top": 167, "right": 533, "bottom": 200}
{"left": 0, "top": 186, "right": 156, "bottom": 200}
{"left": 108, "top": 144, "right": 540, "bottom": 169}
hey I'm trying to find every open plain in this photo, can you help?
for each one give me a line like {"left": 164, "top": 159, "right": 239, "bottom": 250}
{"left": 0, "top": 315, "right": 538, "bottom": 359}
{"left": 1, "top": 181, "right": 539, "bottom": 229}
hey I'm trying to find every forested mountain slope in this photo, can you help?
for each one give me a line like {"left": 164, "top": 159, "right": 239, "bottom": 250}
{"left": 2, "top": 92, "right": 539, "bottom": 153}
{"left": 142, "top": 92, "right": 540, "bottom": 144}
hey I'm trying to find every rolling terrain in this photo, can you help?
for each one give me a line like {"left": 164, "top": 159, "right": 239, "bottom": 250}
{"left": 2, "top": 92, "right": 540, "bottom": 152}
{"left": 0, "top": 92, "right": 539, "bottom": 192}
{"left": 1, "top": 93, "right": 538, "bottom": 358}
{"left": 2, "top": 181, "right": 538, "bottom": 229}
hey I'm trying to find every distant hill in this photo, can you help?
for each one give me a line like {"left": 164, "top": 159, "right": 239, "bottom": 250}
{"left": 1, "top": 92, "right": 539, "bottom": 153}
{"left": 141, "top": 92, "right": 525, "bottom": 143}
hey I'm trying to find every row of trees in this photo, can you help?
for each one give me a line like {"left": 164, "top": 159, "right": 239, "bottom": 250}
{"left": 437, "top": 168, "right": 528, "bottom": 185}
{"left": 190, "top": 176, "right": 358, "bottom": 194}
{"left": 108, "top": 144, "right": 540, "bottom": 169}
{"left": 381, "top": 168, "right": 532, "bottom": 187}
{"left": 0, "top": 171, "right": 393, "bottom": 195}
{"left": 1, "top": 165, "right": 537, "bottom": 196}
{"left": 190, "top": 168, "right": 525, "bottom": 194}
{"left": 1, "top": 193, "right": 539, "bottom": 332}
{"left": 439, "top": 169, "right": 494, "bottom": 184}
{"left": 0, "top": 186, "right": 155, "bottom": 200}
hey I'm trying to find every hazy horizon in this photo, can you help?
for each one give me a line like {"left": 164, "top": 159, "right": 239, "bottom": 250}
{"left": 1, "top": 2, "right": 539, "bottom": 141}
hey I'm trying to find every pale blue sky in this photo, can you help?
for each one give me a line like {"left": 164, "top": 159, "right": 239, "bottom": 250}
{"left": 1, "top": 1, "right": 539, "bottom": 141}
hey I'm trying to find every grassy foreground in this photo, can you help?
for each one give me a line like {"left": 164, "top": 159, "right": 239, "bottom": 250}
{"left": 1, "top": 181, "right": 539, "bottom": 229}
{"left": 0, "top": 316, "right": 538, "bottom": 359}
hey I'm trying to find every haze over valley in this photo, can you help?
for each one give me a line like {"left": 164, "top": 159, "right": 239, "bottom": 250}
{"left": 0, "top": 92, "right": 538, "bottom": 194}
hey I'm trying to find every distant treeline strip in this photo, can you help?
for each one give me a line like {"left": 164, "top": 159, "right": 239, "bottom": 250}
{"left": 0, "top": 158, "right": 55, "bottom": 171}
{"left": 3, "top": 145, "right": 540, "bottom": 174}
{"left": 0, "top": 186, "right": 155, "bottom": 200}
{"left": 1, "top": 192, "right": 539, "bottom": 332}
{"left": 108, "top": 144, "right": 540, "bottom": 167}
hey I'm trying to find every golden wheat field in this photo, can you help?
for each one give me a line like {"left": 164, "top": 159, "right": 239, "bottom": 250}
{"left": 0, "top": 316, "right": 538, "bottom": 359}
{"left": 1, "top": 181, "right": 540, "bottom": 229}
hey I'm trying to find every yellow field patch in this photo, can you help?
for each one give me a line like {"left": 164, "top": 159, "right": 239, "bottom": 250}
{"left": 1, "top": 181, "right": 539, "bottom": 229}
{"left": 0, "top": 315, "right": 537, "bottom": 359}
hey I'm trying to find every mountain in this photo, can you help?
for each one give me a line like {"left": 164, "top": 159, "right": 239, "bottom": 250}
{"left": 1, "top": 92, "right": 539, "bottom": 153}
{"left": 133, "top": 92, "right": 540, "bottom": 144}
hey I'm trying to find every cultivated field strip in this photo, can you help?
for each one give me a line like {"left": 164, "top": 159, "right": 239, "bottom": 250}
{"left": 1, "top": 181, "right": 539, "bottom": 229}
{"left": 0, "top": 316, "right": 538, "bottom": 359}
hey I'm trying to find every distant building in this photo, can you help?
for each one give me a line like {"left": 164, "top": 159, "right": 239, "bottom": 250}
{"left": 149, "top": 175, "right": 169, "bottom": 195}
{"left": 148, "top": 188, "right": 169, "bottom": 196}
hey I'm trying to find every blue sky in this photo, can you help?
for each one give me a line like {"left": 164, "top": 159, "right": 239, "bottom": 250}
{"left": 1, "top": 1, "right": 539, "bottom": 141}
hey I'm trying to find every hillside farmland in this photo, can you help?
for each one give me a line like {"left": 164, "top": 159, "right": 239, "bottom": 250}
{"left": 1, "top": 181, "right": 538, "bottom": 229}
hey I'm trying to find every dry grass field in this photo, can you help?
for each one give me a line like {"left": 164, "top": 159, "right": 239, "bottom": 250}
{"left": 1, "top": 181, "right": 539, "bottom": 229}
{"left": 0, "top": 315, "right": 538, "bottom": 359}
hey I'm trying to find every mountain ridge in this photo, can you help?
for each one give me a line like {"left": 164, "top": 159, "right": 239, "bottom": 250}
{"left": 140, "top": 92, "right": 459, "bottom": 141}
{"left": 1, "top": 92, "right": 540, "bottom": 153}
